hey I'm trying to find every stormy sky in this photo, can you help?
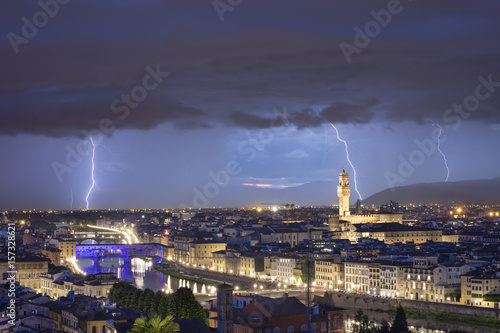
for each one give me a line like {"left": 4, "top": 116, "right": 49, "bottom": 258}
{"left": 1, "top": 0, "right": 499, "bottom": 210}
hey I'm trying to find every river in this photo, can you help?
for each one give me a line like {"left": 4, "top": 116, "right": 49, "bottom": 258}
{"left": 77, "top": 257, "right": 216, "bottom": 295}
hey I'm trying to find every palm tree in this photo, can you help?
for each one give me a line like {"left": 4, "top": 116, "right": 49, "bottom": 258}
{"left": 130, "top": 315, "right": 180, "bottom": 333}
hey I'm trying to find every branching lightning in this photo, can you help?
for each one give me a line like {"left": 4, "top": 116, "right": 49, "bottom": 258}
{"left": 433, "top": 123, "right": 450, "bottom": 182}
{"left": 329, "top": 123, "right": 363, "bottom": 200}
{"left": 85, "top": 137, "right": 96, "bottom": 209}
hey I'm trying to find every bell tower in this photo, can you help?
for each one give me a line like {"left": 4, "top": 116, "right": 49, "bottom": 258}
{"left": 217, "top": 283, "right": 234, "bottom": 333}
{"left": 337, "top": 167, "right": 350, "bottom": 217}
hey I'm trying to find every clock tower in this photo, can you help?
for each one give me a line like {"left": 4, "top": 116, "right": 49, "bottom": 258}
{"left": 337, "top": 168, "right": 350, "bottom": 217}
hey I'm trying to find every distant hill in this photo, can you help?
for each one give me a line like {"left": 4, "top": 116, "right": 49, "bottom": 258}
{"left": 362, "top": 177, "right": 500, "bottom": 206}
{"left": 178, "top": 177, "right": 500, "bottom": 208}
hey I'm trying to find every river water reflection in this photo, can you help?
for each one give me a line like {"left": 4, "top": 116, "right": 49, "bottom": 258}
{"left": 77, "top": 257, "right": 214, "bottom": 296}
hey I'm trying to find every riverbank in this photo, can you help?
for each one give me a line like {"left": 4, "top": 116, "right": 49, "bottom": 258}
{"left": 342, "top": 308, "right": 500, "bottom": 333}
{"left": 318, "top": 291, "right": 500, "bottom": 333}
{"left": 154, "top": 263, "right": 220, "bottom": 286}
{"left": 392, "top": 307, "right": 500, "bottom": 331}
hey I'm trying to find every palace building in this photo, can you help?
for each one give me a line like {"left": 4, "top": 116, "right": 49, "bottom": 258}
{"left": 329, "top": 169, "right": 442, "bottom": 244}
{"left": 329, "top": 169, "right": 403, "bottom": 232}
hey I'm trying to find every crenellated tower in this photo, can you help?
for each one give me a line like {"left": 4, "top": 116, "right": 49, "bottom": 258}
{"left": 337, "top": 167, "right": 350, "bottom": 217}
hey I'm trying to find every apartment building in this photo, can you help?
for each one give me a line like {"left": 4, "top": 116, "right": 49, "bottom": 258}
{"left": 41, "top": 272, "right": 119, "bottom": 299}
{"left": 401, "top": 257, "right": 438, "bottom": 302}
{"left": 461, "top": 270, "right": 500, "bottom": 308}
{"left": 379, "top": 262, "right": 408, "bottom": 298}
{"left": 344, "top": 261, "right": 370, "bottom": 293}
{"left": 368, "top": 265, "right": 381, "bottom": 296}
{"left": 0, "top": 256, "right": 50, "bottom": 292}
{"left": 213, "top": 250, "right": 227, "bottom": 273}
{"left": 239, "top": 253, "right": 256, "bottom": 278}
{"left": 49, "top": 237, "right": 76, "bottom": 262}
{"left": 257, "top": 226, "right": 322, "bottom": 247}
{"left": 276, "top": 257, "right": 298, "bottom": 284}
{"left": 41, "top": 247, "right": 62, "bottom": 265}
{"left": 189, "top": 240, "right": 227, "bottom": 268}
{"left": 315, "top": 257, "right": 344, "bottom": 289}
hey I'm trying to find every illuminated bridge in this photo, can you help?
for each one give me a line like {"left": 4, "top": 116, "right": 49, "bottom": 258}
{"left": 72, "top": 225, "right": 128, "bottom": 245}
{"left": 76, "top": 243, "right": 166, "bottom": 261}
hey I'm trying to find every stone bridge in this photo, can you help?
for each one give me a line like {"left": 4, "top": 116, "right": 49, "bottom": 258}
{"left": 76, "top": 243, "right": 165, "bottom": 261}
{"left": 75, "top": 237, "right": 126, "bottom": 245}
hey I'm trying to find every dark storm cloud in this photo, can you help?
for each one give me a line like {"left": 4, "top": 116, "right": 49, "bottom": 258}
{"left": 1, "top": 0, "right": 499, "bottom": 138}
{"left": 229, "top": 112, "right": 272, "bottom": 129}
{"left": 321, "top": 98, "right": 378, "bottom": 124}
{"left": 0, "top": 86, "right": 205, "bottom": 138}
{"left": 230, "top": 99, "right": 378, "bottom": 129}
{"left": 229, "top": 108, "right": 328, "bottom": 130}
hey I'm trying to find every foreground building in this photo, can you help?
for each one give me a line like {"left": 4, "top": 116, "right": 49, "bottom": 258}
{"left": 0, "top": 255, "right": 50, "bottom": 293}
{"left": 41, "top": 272, "right": 119, "bottom": 299}
{"left": 461, "top": 269, "right": 500, "bottom": 308}
{"left": 210, "top": 287, "right": 344, "bottom": 333}
{"left": 315, "top": 257, "right": 344, "bottom": 289}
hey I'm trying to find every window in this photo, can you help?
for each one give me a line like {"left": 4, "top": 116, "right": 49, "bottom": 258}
{"left": 287, "top": 326, "right": 294, "bottom": 332}
{"left": 273, "top": 328, "right": 280, "bottom": 333}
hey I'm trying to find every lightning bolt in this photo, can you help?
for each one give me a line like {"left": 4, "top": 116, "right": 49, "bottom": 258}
{"left": 433, "top": 123, "right": 450, "bottom": 182}
{"left": 330, "top": 123, "right": 363, "bottom": 200}
{"left": 69, "top": 184, "right": 74, "bottom": 210}
{"left": 85, "top": 137, "right": 96, "bottom": 210}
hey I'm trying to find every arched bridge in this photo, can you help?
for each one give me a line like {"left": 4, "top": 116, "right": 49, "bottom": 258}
{"left": 75, "top": 237, "right": 125, "bottom": 245}
{"left": 76, "top": 243, "right": 165, "bottom": 261}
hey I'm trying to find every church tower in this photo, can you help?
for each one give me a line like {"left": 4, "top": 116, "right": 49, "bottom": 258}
{"left": 337, "top": 168, "right": 350, "bottom": 217}
{"left": 217, "top": 283, "right": 234, "bottom": 333}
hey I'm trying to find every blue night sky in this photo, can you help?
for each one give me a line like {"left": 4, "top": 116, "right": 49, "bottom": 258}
{"left": 1, "top": 0, "right": 499, "bottom": 210}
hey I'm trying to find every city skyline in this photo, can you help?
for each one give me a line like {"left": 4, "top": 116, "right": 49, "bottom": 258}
{"left": 1, "top": 1, "right": 500, "bottom": 210}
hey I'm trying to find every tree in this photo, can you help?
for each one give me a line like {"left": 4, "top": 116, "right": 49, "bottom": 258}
{"left": 447, "top": 289, "right": 462, "bottom": 302}
{"left": 109, "top": 281, "right": 131, "bottom": 304}
{"left": 300, "top": 259, "right": 315, "bottom": 284}
{"left": 376, "top": 320, "right": 390, "bottom": 333}
{"left": 351, "top": 310, "right": 373, "bottom": 333}
{"left": 158, "top": 293, "right": 170, "bottom": 317}
{"left": 139, "top": 288, "right": 155, "bottom": 313}
{"left": 169, "top": 288, "right": 207, "bottom": 322}
{"left": 390, "top": 306, "right": 409, "bottom": 333}
{"left": 150, "top": 290, "right": 165, "bottom": 315}
{"left": 130, "top": 315, "right": 180, "bottom": 333}
{"left": 130, "top": 288, "right": 144, "bottom": 310}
